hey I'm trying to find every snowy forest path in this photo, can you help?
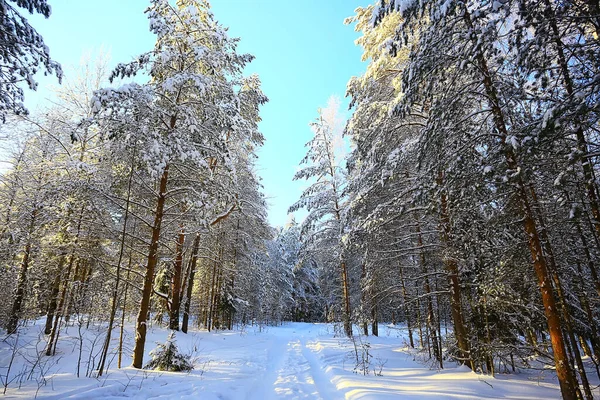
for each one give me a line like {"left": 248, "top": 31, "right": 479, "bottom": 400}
{"left": 267, "top": 334, "right": 339, "bottom": 399}
{"left": 244, "top": 325, "right": 340, "bottom": 400}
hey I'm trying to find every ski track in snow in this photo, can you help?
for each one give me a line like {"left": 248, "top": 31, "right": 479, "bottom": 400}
{"left": 268, "top": 337, "right": 338, "bottom": 400}
{"left": 247, "top": 326, "right": 338, "bottom": 400}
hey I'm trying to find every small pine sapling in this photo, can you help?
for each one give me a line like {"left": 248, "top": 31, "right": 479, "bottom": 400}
{"left": 143, "top": 332, "right": 193, "bottom": 372}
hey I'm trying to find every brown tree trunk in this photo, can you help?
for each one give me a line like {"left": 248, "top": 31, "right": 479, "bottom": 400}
{"left": 436, "top": 183, "right": 473, "bottom": 369}
{"left": 531, "top": 186, "right": 592, "bottom": 398}
{"left": 6, "top": 208, "right": 38, "bottom": 334}
{"left": 45, "top": 255, "right": 76, "bottom": 355}
{"left": 169, "top": 225, "right": 185, "bottom": 330}
{"left": 44, "top": 270, "right": 62, "bottom": 335}
{"left": 208, "top": 254, "right": 218, "bottom": 332}
{"left": 399, "top": 266, "right": 414, "bottom": 348}
{"left": 371, "top": 302, "right": 378, "bottom": 337}
{"left": 361, "top": 262, "right": 369, "bottom": 336}
{"left": 132, "top": 164, "right": 169, "bottom": 369}
{"left": 182, "top": 233, "right": 200, "bottom": 333}
{"left": 340, "top": 260, "right": 352, "bottom": 337}
{"left": 213, "top": 254, "right": 224, "bottom": 330}
{"left": 414, "top": 212, "right": 441, "bottom": 367}
{"left": 45, "top": 205, "right": 85, "bottom": 356}
{"left": 6, "top": 241, "right": 32, "bottom": 334}
{"left": 416, "top": 288, "right": 424, "bottom": 348}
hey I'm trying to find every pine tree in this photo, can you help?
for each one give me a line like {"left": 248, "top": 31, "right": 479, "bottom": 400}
{"left": 290, "top": 96, "right": 352, "bottom": 337}
{"left": 0, "top": 0, "right": 62, "bottom": 120}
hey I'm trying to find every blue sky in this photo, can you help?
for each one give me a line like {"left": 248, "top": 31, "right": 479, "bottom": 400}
{"left": 25, "top": 0, "right": 367, "bottom": 227}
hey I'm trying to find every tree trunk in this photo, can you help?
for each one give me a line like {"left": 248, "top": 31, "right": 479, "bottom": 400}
{"left": 118, "top": 265, "right": 131, "bottom": 369}
{"left": 371, "top": 302, "right": 378, "bottom": 337}
{"left": 436, "top": 186, "right": 473, "bottom": 369}
{"left": 132, "top": 164, "right": 169, "bottom": 369}
{"left": 341, "top": 260, "right": 352, "bottom": 337}
{"left": 45, "top": 255, "right": 76, "bottom": 355}
{"left": 361, "top": 262, "right": 369, "bottom": 336}
{"left": 208, "top": 254, "right": 218, "bottom": 332}
{"left": 169, "top": 225, "right": 185, "bottom": 330}
{"left": 414, "top": 213, "right": 442, "bottom": 367}
{"left": 44, "top": 271, "right": 62, "bottom": 335}
{"left": 531, "top": 186, "right": 593, "bottom": 399}
{"left": 45, "top": 205, "right": 85, "bottom": 356}
{"left": 6, "top": 241, "right": 32, "bottom": 334}
{"left": 6, "top": 207, "right": 38, "bottom": 334}
{"left": 399, "top": 266, "right": 414, "bottom": 348}
{"left": 97, "top": 154, "right": 135, "bottom": 376}
{"left": 182, "top": 233, "right": 200, "bottom": 333}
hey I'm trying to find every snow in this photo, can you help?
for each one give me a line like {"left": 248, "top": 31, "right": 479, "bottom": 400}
{"left": 1, "top": 321, "right": 577, "bottom": 399}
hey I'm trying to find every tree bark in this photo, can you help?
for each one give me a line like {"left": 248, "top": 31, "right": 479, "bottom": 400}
{"left": 182, "top": 233, "right": 200, "bottom": 333}
{"left": 340, "top": 260, "right": 352, "bottom": 337}
{"left": 132, "top": 164, "right": 169, "bottom": 369}
{"left": 44, "top": 271, "right": 62, "bottom": 335}
{"left": 361, "top": 262, "right": 369, "bottom": 336}
{"left": 6, "top": 208, "right": 38, "bottom": 334}
{"left": 169, "top": 225, "right": 185, "bottom": 330}
{"left": 436, "top": 180, "right": 473, "bottom": 369}
{"left": 399, "top": 266, "right": 414, "bottom": 348}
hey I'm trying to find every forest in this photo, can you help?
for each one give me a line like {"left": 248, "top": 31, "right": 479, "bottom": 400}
{"left": 0, "top": 0, "right": 599, "bottom": 399}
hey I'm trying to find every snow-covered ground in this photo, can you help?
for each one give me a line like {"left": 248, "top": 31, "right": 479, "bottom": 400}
{"left": 1, "top": 320, "right": 593, "bottom": 399}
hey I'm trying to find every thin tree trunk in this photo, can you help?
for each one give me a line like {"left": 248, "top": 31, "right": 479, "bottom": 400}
{"left": 45, "top": 205, "right": 85, "bottom": 356}
{"left": 97, "top": 154, "right": 135, "bottom": 376}
{"left": 416, "top": 287, "right": 424, "bottom": 348}
{"left": 208, "top": 260, "right": 217, "bottom": 331}
{"left": 169, "top": 225, "right": 185, "bottom": 330}
{"left": 212, "top": 252, "right": 223, "bottom": 330}
{"left": 436, "top": 176, "right": 473, "bottom": 369}
{"left": 118, "top": 263, "right": 131, "bottom": 369}
{"left": 6, "top": 208, "right": 38, "bottom": 334}
{"left": 132, "top": 164, "right": 169, "bottom": 369}
{"left": 6, "top": 242, "right": 32, "bottom": 334}
{"left": 45, "top": 256, "right": 76, "bottom": 356}
{"left": 371, "top": 302, "right": 378, "bottom": 337}
{"left": 399, "top": 266, "right": 414, "bottom": 348}
{"left": 414, "top": 213, "right": 441, "bottom": 367}
{"left": 340, "top": 259, "right": 352, "bottom": 337}
{"left": 361, "top": 262, "right": 369, "bottom": 336}
{"left": 44, "top": 270, "right": 62, "bottom": 335}
{"left": 182, "top": 233, "right": 200, "bottom": 333}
